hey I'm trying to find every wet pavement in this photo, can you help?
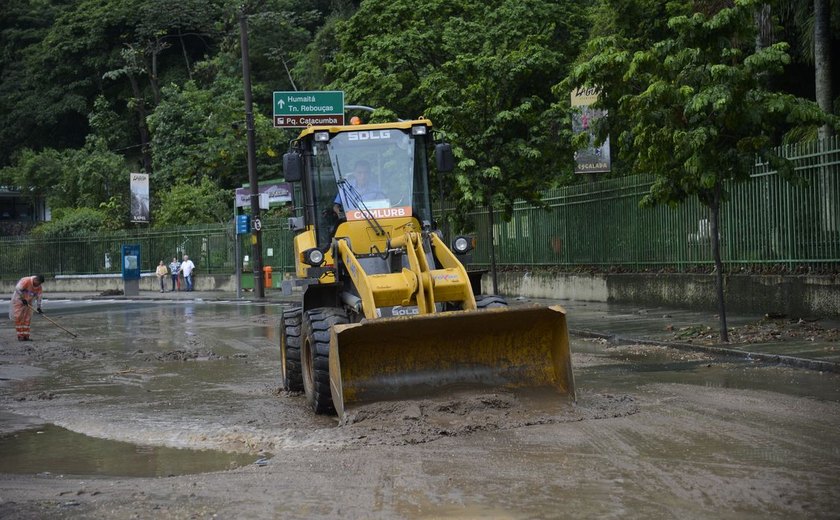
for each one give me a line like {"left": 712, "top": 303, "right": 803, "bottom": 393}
{"left": 0, "top": 293, "right": 838, "bottom": 518}
{"left": 38, "top": 289, "right": 840, "bottom": 372}
{"left": 0, "top": 423, "right": 256, "bottom": 477}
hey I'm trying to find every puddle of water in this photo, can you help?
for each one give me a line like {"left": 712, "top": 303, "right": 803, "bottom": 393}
{"left": 0, "top": 424, "right": 260, "bottom": 477}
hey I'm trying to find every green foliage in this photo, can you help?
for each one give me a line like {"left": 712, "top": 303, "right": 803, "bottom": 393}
{"left": 1, "top": 0, "right": 835, "bottom": 241}
{"left": 1, "top": 140, "right": 130, "bottom": 227}
{"left": 147, "top": 70, "right": 281, "bottom": 191}
{"left": 290, "top": 1, "right": 355, "bottom": 89}
{"left": 32, "top": 207, "right": 108, "bottom": 237}
{"left": 0, "top": 148, "right": 66, "bottom": 205}
{"left": 0, "top": 0, "right": 84, "bottom": 163}
{"left": 56, "top": 138, "right": 129, "bottom": 210}
{"left": 88, "top": 96, "right": 129, "bottom": 149}
{"left": 568, "top": 0, "right": 827, "bottom": 209}
{"left": 153, "top": 177, "right": 231, "bottom": 228}
{"left": 328, "top": 0, "right": 588, "bottom": 219}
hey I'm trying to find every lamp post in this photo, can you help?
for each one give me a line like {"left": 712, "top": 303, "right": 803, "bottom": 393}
{"left": 239, "top": 7, "right": 264, "bottom": 298}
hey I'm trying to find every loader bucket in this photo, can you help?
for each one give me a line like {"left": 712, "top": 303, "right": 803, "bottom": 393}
{"left": 329, "top": 305, "right": 574, "bottom": 420}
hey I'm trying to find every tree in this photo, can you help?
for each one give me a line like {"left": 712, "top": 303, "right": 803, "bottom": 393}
{"left": 569, "top": 0, "right": 827, "bottom": 341}
{"left": 326, "top": 0, "right": 588, "bottom": 291}
{"left": 0, "top": 0, "right": 83, "bottom": 165}
{"left": 146, "top": 67, "right": 281, "bottom": 192}
{"left": 814, "top": 0, "right": 834, "bottom": 139}
{"left": 31, "top": 207, "right": 108, "bottom": 237}
{"left": 153, "top": 177, "right": 231, "bottom": 228}
{"left": 328, "top": 0, "right": 587, "bottom": 215}
{"left": 0, "top": 148, "right": 66, "bottom": 209}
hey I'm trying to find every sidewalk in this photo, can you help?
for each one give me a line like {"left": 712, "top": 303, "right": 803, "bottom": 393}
{"left": 42, "top": 290, "right": 840, "bottom": 373}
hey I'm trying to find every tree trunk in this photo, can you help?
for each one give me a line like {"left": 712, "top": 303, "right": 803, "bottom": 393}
{"left": 149, "top": 39, "right": 162, "bottom": 106}
{"left": 709, "top": 185, "right": 729, "bottom": 343}
{"left": 815, "top": 0, "right": 837, "bottom": 233}
{"left": 815, "top": 0, "right": 833, "bottom": 140}
{"left": 127, "top": 73, "right": 153, "bottom": 174}
{"left": 754, "top": 3, "right": 772, "bottom": 51}
{"left": 178, "top": 29, "right": 193, "bottom": 80}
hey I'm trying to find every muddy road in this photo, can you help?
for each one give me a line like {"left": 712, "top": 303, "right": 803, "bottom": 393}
{"left": 1, "top": 300, "right": 839, "bottom": 519}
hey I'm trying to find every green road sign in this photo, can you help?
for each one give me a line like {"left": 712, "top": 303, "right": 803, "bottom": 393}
{"left": 273, "top": 90, "right": 344, "bottom": 127}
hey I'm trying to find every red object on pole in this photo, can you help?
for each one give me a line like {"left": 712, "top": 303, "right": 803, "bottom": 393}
{"left": 263, "top": 266, "right": 273, "bottom": 289}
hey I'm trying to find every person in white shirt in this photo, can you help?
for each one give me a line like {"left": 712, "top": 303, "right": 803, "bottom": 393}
{"left": 180, "top": 255, "right": 196, "bottom": 292}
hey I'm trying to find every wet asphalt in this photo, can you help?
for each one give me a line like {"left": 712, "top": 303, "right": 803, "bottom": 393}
{"left": 39, "top": 289, "right": 840, "bottom": 373}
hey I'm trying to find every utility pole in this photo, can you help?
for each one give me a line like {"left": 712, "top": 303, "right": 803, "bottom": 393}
{"left": 240, "top": 7, "right": 264, "bottom": 298}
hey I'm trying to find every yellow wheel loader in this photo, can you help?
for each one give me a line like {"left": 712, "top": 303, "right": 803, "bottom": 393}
{"left": 280, "top": 117, "right": 574, "bottom": 420}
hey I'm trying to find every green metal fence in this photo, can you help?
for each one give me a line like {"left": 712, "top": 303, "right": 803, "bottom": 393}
{"left": 0, "top": 221, "right": 298, "bottom": 280}
{"left": 1, "top": 138, "right": 837, "bottom": 279}
{"left": 464, "top": 136, "right": 840, "bottom": 270}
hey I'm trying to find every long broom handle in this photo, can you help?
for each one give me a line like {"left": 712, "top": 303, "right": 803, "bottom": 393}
{"left": 25, "top": 301, "right": 79, "bottom": 338}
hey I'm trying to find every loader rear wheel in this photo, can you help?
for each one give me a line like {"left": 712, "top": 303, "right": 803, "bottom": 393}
{"left": 475, "top": 295, "right": 508, "bottom": 309}
{"left": 302, "top": 307, "right": 349, "bottom": 415}
{"left": 280, "top": 307, "right": 303, "bottom": 391}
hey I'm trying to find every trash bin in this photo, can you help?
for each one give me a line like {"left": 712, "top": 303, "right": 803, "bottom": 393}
{"left": 263, "top": 266, "right": 273, "bottom": 289}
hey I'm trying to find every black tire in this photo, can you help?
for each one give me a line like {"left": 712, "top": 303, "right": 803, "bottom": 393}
{"left": 280, "top": 307, "right": 303, "bottom": 392}
{"left": 301, "top": 307, "right": 349, "bottom": 415}
{"left": 475, "top": 294, "right": 508, "bottom": 309}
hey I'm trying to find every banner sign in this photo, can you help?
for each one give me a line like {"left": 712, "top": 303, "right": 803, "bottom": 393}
{"left": 130, "top": 173, "right": 150, "bottom": 222}
{"left": 571, "top": 87, "right": 611, "bottom": 174}
{"left": 235, "top": 183, "right": 292, "bottom": 208}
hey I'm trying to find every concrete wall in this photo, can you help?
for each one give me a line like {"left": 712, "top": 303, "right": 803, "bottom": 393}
{"left": 4, "top": 269, "right": 837, "bottom": 318}
{"left": 0, "top": 273, "right": 239, "bottom": 295}
{"left": 483, "top": 271, "right": 840, "bottom": 318}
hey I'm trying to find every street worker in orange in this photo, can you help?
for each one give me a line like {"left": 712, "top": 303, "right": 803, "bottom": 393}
{"left": 9, "top": 274, "right": 44, "bottom": 341}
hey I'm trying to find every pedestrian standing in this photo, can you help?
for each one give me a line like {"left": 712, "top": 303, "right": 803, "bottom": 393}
{"left": 9, "top": 274, "right": 44, "bottom": 341}
{"left": 181, "top": 255, "right": 196, "bottom": 292}
{"left": 169, "top": 257, "right": 181, "bottom": 291}
{"left": 155, "top": 260, "right": 168, "bottom": 293}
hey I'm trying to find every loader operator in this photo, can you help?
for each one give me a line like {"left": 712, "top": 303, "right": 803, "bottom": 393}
{"left": 9, "top": 274, "right": 44, "bottom": 341}
{"left": 332, "top": 160, "right": 385, "bottom": 217}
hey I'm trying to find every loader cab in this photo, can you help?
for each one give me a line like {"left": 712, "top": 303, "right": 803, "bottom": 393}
{"left": 287, "top": 120, "right": 436, "bottom": 251}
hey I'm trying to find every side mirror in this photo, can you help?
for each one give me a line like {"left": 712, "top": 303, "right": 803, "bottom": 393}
{"left": 435, "top": 142, "right": 454, "bottom": 173}
{"left": 283, "top": 151, "right": 303, "bottom": 182}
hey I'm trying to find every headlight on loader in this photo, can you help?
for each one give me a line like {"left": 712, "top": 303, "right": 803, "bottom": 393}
{"left": 452, "top": 236, "right": 472, "bottom": 255}
{"left": 303, "top": 248, "right": 324, "bottom": 266}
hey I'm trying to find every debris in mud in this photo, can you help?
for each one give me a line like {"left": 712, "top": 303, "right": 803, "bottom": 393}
{"left": 336, "top": 391, "right": 638, "bottom": 446}
{"left": 606, "top": 344, "right": 713, "bottom": 362}
{"left": 16, "top": 344, "right": 96, "bottom": 361}
{"left": 136, "top": 349, "right": 224, "bottom": 362}
{"left": 99, "top": 289, "right": 123, "bottom": 296}
{"left": 673, "top": 318, "right": 840, "bottom": 345}
{"left": 250, "top": 314, "right": 280, "bottom": 325}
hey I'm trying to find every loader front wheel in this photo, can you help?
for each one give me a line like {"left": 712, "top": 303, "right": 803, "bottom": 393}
{"left": 280, "top": 307, "right": 303, "bottom": 391}
{"left": 302, "top": 307, "right": 349, "bottom": 415}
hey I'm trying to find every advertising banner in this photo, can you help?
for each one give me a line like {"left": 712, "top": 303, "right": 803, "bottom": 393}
{"left": 571, "top": 87, "right": 611, "bottom": 174}
{"left": 130, "top": 173, "right": 150, "bottom": 223}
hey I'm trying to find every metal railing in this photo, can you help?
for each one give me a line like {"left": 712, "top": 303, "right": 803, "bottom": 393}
{"left": 463, "top": 137, "right": 840, "bottom": 271}
{"left": 1, "top": 138, "right": 837, "bottom": 279}
{"left": 0, "top": 221, "right": 297, "bottom": 279}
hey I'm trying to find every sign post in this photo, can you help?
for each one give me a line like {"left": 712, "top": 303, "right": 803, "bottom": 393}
{"left": 273, "top": 91, "right": 345, "bottom": 127}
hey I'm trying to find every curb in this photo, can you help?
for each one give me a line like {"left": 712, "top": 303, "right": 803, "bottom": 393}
{"left": 570, "top": 328, "right": 840, "bottom": 374}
